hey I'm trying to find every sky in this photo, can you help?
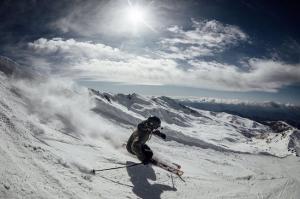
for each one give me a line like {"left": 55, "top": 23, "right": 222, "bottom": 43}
{"left": 1, "top": 0, "right": 300, "bottom": 105}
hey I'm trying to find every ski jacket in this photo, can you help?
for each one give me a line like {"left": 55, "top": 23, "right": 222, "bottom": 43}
{"left": 127, "top": 120, "right": 165, "bottom": 162}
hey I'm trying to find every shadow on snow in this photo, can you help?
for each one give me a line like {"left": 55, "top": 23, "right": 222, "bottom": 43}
{"left": 126, "top": 161, "right": 177, "bottom": 199}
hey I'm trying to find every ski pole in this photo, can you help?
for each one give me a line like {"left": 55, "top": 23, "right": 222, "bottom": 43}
{"left": 91, "top": 162, "right": 142, "bottom": 174}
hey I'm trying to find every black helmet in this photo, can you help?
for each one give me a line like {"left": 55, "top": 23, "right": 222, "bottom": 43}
{"left": 147, "top": 116, "right": 161, "bottom": 128}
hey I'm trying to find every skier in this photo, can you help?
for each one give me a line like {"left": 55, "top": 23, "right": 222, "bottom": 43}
{"left": 126, "top": 116, "right": 166, "bottom": 165}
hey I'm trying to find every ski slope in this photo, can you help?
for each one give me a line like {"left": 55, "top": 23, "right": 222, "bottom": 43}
{"left": 1, "top": 57, "right": 300, "bottom": 198}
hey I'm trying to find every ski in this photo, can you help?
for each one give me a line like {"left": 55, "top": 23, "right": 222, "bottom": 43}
{"left": 150, "top": 159, "right": 184, "bottom": 177}
{"left": 172, "top": 162, "right": 181, "bottom": 169}
{"left": 151, "top": 156, "right": 183, "bottom": 173}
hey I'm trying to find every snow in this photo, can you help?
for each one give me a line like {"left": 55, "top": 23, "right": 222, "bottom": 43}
{"left": 1, "top": 59, "right": 300, "bottom": 198}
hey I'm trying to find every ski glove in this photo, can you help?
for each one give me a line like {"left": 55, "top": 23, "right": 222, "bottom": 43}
{"left": 160, "top": 133, "right": 166, "bottom": 140}
{"left": 153, "top": 130, "right": 166, "bottom": 140}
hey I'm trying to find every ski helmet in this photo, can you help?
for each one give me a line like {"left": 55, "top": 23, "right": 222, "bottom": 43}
{"left": 147, "top": 116, "right": 161, "bottom": 128}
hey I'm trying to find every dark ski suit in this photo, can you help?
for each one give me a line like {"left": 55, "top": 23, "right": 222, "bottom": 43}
{"left": 126, "top": 120, "right": 166, "bottom": 164}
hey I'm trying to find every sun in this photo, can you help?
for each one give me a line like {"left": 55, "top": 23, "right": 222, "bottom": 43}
{"left": 127, "top": 5, "right": 145, "bottom": 25}
{"left": 124, "top": 2, "right": 155, "bottom": 32}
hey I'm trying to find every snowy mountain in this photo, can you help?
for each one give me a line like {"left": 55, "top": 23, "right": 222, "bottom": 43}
{"left": 90, "top": 90, "right": 298, "bottom": 156}
{"left": 1, "top": 57, "right": 300, "bottom": 198}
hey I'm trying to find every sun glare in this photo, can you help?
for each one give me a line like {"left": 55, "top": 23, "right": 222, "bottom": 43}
{"left": 124, "top": 1, "right": 155, "bottom": 33}
{"left": 127, "top": 6, "right": 145, "bottom": 24}
{"left": 126, "top": 5, "right": 146, "bottom": 26}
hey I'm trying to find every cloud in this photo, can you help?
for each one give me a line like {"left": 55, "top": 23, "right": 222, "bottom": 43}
{"left": 28, "top": 38, "right": 300, "bottom": 92}
{"left": 159, "top": 19, "right": 248, "bottom": 59}
{"left": 52, "top": 0, "right": 120, "bottom": 36}
{"left": 28, "top": 38, "right": 179, "bottom": 84}
{"left": 28, "top": 38, "right": 129, "bottom": 60}
{"left": 188, "top": 59, "right": 300, "bottom": 92}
